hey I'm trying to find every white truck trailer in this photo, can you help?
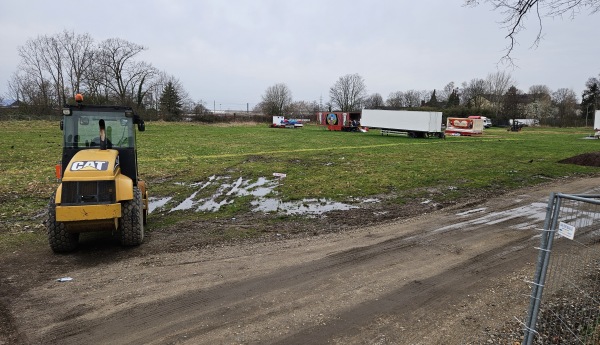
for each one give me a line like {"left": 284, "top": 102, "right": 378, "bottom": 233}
{"left": 594, "top": 110, "right": 600, "bottom": 130}
{"left": 360, "top": 109, "right": 444, "bottom": 138}
{"left": 509, "top": 119, "right": 540, "bottom": 127}
{"left": 593, "top": 110, "right": 600, "bottom": 138}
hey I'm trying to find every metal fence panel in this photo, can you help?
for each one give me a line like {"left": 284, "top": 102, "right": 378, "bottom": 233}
{"left": 523, "top": 193, "right": 600, "bottom": 344}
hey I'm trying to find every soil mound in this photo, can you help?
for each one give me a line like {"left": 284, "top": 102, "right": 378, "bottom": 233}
{"left": 559, "top": 152, "right": 600, "bottom": 167}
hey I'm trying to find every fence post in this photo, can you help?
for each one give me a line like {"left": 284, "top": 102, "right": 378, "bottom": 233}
{"left": 522, "top": 193, "right": 562, "bottom": 345}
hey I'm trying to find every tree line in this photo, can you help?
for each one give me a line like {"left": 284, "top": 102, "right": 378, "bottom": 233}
{"left": 4, "top": 29, "right": 599, "bottom": 126}
{"left": 3, "top": 30, "right": 206, "bottom": 121}
{"left": 259, "top": 71, "right": 600, "bottom": 127}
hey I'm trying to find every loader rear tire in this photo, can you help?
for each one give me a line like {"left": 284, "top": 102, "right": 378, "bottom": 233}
{"left": 47, "top": 193, "right": 79, "bottom": 253}
{"left": 119, "top": 187, "right": 144, "bottom": 246}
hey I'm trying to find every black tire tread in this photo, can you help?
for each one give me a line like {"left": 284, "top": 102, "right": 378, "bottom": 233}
{"left": 46, "top": 192, "right": 79, "bottom": 253}
{"left": 119, "top": 187, "right": 144, "bottom": 246}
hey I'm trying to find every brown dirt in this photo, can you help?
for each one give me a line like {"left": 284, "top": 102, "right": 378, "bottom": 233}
{"left": 1, "top": 165, "right": 600, "bottom": 344}
{"left": 558, "top": 151, "right": 600, "bottom": 167}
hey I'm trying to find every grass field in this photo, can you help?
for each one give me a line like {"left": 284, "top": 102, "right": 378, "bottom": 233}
{"left": 2, "top": 120, "right": 600, "bottom": 249}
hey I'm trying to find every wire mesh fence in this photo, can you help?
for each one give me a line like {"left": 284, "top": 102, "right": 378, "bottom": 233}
{"left": 396, "top": 191, "right": 600, "bottom": 344}
{"left": 522, "top": 192, "right": 600, "bottom": 345}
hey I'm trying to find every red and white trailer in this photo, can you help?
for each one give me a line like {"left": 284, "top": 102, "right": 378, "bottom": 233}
{"left": 445, "top": 117, "right": 484, "bottom": 136}
{"left": 316, "top": 111, "right": 362, "bottom": 131}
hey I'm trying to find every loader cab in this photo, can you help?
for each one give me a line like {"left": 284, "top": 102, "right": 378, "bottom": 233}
{"left": 60, "top": 104, "right": 145, "bottom": 184}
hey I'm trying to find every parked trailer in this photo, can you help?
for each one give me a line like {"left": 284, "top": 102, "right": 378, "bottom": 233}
{"left": 360, "top": 109, "right": 444, "bottom": 138}
{"left": 445, "top": 117, "right": 484, "bottom": 136}
{"left": 316, "top": 111, "right": 362, "bottom": 131}
{"left": 593, "top": 110, "right": 600, "bottom": 138}
{"left": 271, "top": 116, "right": 303, "bottom": 128}
{"left": 509, "top": 119, "right": 540, "bottom": 127}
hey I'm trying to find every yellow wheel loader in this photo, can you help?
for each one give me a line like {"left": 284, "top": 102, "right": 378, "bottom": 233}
{"left": 46, "top": 95, "right": 148, "bottom": 252}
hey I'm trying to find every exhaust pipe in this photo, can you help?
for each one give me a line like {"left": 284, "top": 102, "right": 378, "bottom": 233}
{"left": 99, "top": 119, "right": 107, "bottom": 150}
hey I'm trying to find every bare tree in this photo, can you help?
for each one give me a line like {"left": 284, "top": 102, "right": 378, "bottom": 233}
{"left": 461, "top": 78, "right": 489, "bottom": 107}
{"left": 8, "top": 71, "right": 53, "bottom": 113}
{"left": 7, "top": 72, "right": 23, "bottom": 103}
{"left": 129, "top": 61, "right": 160, "bottom": 109}
{"left": 486, "top": 71, "right": 514, "bottom": 117}
{"left": 16, "top": 31, "right": 96, "bottom": 108}
{"left": 288, "top": 100, "right": 319, "bottom": 118}
{"left": 61, "top": 30, "right": 95, "bottom": 98}
{"left": 439, "top": 82, "right": 456, "bottom": 103}
{"left": 260, "top": 83, "right": 293, "bottom": 116}
{"left": 403, "top": 90, "right": 424, "bottom": 108}
{"left": 11, "top": 31, "right": 175, "bottom": 115}
{"left": 329, "top": 73, "right": 367, "bottom": 111}
{"left": 465, "top": 0, "right": 600, "bottom": 61}
{"left": 552, "top": 87, "right": 578, "bottom": 126}
{"left": 526, "top": 84, "right": 554, "bottom": 123}
{"left": 386, "top": 91, "right": 405, "bottom": 108}
{"left": 363, "top": 93, "right": 385, "bottom": 109}
{"left": 16, "top": 38, "right": 59, "bottom": 113}
{"left": 96, "top": 38, "right": 147, "bottom": 104}
{"left": 528, "top": 84, "right": 552, "bottom": 100}
{"left": 83, "top": 62, "right": 111, "bottom": 104}
{"left": 40, "top": 35, "right": 68, "bottom": 106}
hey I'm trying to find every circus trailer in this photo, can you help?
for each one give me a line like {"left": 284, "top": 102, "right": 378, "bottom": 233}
{"left": 360, "top": 109, "right": 444, "bottom": 138}
{"left": 317, "top": 111, "right": 362, "bottom": 131}
{"left": 445, "top": 117, "right": 484, "bottom": 136}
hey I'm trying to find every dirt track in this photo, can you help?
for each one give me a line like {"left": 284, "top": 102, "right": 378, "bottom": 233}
{"left": 3, "top": 176, "right": 600, "bottom": 344}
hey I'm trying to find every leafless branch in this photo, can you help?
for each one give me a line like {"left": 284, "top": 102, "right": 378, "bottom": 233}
{"left": 465, "top": 0, "right": 600, "bottom": 62}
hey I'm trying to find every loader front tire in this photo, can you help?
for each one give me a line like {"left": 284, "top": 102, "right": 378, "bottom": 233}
{"left": 119, "top": 187, "right": 144, "bottom": 246}
{"left": 47, "top": 193, "right": 79, "bottom": 253}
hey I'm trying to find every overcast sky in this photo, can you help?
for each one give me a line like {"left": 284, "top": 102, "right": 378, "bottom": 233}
{"left": 1, "top": 1, "right": 599, "bottom": 110}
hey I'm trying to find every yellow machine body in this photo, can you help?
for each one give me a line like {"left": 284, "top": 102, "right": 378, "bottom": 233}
{"left": 54, "top": 149, "right": 133, "bottom": 231}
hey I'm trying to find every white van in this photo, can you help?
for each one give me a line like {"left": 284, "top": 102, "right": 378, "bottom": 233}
{"left": 481, "top": 117, "right": 492, "bottom": 128}
{"left": 468, "top": 116, "right": 492, "bottom": 128}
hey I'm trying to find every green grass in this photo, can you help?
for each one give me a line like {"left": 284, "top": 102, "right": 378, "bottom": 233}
{"left": 2, "top": 120, "right": 600, "bottom": 249}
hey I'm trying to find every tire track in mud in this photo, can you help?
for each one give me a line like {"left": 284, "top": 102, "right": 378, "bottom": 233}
{"left": 272, "top": 235, "right": 534, "bottom": 345}
{"left": 40, "top": 231, "right": 424, "bottom": 344}
{"left": 39, "top": 211, "right": 536, "bottom": 345}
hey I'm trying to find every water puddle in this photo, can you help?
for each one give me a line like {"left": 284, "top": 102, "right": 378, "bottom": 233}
{"left": 148, "top": 176, "right": 369, "bottom": 216}
{"left": 148, "top": 197, "right": 172, "bottom": 213}
{"left": 251, "top": 198, "right": 358, "bottom": 216}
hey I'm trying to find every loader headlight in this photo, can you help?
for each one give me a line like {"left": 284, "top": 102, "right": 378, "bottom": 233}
{"left": 62, "top": 108, "right": 72, "bottom": 116}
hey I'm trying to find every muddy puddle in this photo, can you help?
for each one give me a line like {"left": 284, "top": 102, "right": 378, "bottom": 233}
{"left": 433, "top": 202, "right": 549, "bottom": 233}
{"left": 149, "top": 175, "right": 375, "bottom": 216}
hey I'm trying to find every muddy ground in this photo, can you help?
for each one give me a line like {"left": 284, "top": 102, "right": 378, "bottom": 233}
{"left": 1, "top": 154, "right": 600, "bottom": 345}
